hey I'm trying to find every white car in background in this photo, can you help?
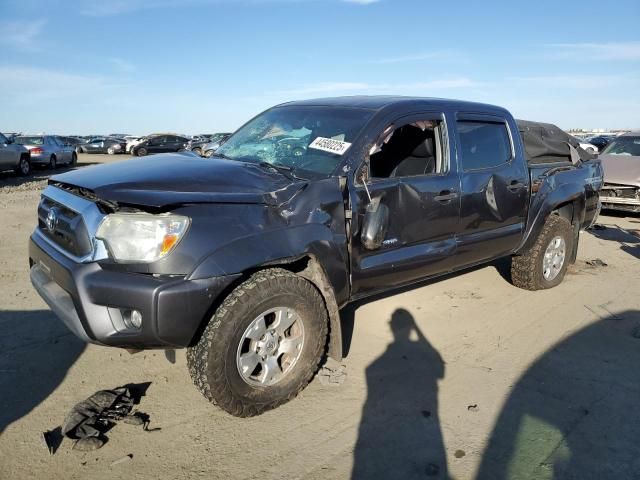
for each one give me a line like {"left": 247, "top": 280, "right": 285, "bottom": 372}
{"left": 573, "top": 137, "right": 599, "bottom": 154}
{"left": 125, "top": 136, "right": 145, "bottom": 153}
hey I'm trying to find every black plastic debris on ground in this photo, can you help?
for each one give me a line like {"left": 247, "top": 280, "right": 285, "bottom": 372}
{"left": 586, "top": 258, "right": 608, "bottom": 268}
{"left": 43, "top": 382, "right": 159, "bottom": 454}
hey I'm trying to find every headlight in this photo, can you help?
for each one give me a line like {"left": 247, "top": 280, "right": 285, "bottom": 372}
{"left": 96, "top": 213, "right": 190, "bottom": 263}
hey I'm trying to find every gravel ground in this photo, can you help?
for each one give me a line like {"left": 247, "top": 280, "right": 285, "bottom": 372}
{"left": 0, "top": 154, "right": 639, "bottom": 479}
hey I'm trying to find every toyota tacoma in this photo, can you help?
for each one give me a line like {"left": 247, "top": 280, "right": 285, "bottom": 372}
{"left": 30, "top": 97, "right": 603, "bottom": 417}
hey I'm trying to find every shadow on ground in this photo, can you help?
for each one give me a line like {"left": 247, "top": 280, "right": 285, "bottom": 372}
{"left": 0, "top": 310, "right": 85, "bottom": 434}
{"left": 587, "top": 223, "right": 640, "bottom": 260}
{"left": 477, "top": 310, "right": 640, "bottom": 479}
{"left": 351, "top": 308, "right": 448, "bottom": 479}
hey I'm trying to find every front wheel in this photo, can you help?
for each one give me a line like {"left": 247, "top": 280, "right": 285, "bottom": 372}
{"left": 204, "top": 149, "right": 214, "bottom": 158}
{"left": 192, "top": 147, "right": 202, "bottom": 156}
{"left": 187, "top": 269, "right": 328, "bottom": 417}
{"left": 49, "top": 155, "right": 57, "bottom": 170}
{"left": 136, "top": 147, "right": 147, "bottom": 157}
{"left": 511, "top": 215, "right": 574, "bottom": 290}
{"left": 107, "top": 147, "right": 115, "bottom": 155}
{"left": 70, "top": 152, "right": 77, "bottom": 166}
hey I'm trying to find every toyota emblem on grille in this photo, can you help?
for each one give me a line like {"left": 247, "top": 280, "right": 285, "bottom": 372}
{"left": 45, "top": 207, "right": 59, "bottom": 233}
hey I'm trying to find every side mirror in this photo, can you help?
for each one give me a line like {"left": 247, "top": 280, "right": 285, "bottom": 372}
{"left": 361, "top": 197, "right": 389, "bottom": 250}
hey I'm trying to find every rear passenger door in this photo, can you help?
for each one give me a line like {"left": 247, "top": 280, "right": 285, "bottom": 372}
{"left": 452, "top": 114, "right": 529, "bottom": 267}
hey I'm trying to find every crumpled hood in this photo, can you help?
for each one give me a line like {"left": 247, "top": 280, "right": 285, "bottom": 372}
{"left": 51, "top": 153, "right": 306, "bottom": 208}
{"left": 599, "top": 154, "right": 640, "bottom": 187}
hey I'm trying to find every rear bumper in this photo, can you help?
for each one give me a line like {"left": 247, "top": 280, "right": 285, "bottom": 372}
{"left": 29, "top": 232, "right": 240, "bottom": 349}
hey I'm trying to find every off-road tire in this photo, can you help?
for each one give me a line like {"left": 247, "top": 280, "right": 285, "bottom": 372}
{"left": 511, "top": 215, "right": 574, "bottom": 291}
{"left": 187, "top": 268, "right": 328, "bottom": 417}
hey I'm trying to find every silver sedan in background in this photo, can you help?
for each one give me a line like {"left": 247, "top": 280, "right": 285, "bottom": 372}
{"left": 13, "top": 135, "right": 77, "bottom": 169}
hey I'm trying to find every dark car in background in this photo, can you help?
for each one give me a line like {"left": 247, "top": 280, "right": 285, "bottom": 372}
{"left": 131, "top": 134, "right": 189, "bottom": 156}
{"left": 78, "top": 137, "right": 127, "bottom": 155}
{"left": 589, "top": 135, "right": 615, "bottom": 151}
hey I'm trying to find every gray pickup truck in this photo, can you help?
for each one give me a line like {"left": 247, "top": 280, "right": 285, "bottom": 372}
{"left": 29, "top": 97, "right": 603, "bottom": 417}
{"left": 0, "top": 132, "right": 31, "bottom": 176}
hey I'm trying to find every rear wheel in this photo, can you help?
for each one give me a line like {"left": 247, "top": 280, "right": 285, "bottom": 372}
{"left": 187, "top": 269, "right": 328, "bottom": 417}
{"left": 204, "top": 150, "right": 214, "bottom": 158}
{"left": 70, "top": 152, "right": 77, "bottom": 166}
{"left": 511, "top": 215, "right": 574, "bottom": 290}
{"left": 15, "top": 156, "right": 31, "bottom": 176}
{"left": 107, "top": 147, "right": 115, "bottom": 155}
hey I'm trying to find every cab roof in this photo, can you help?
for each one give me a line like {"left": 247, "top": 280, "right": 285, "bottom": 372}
{"left": 278, "top": 95, "right": 507, "bottom": 114}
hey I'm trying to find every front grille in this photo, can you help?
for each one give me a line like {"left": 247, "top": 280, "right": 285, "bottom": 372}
{"left": 601, "top": 184, "right": 639, "bottom": 200}
{"left": 38, "top": 197, "right": 92, "bottom": 257}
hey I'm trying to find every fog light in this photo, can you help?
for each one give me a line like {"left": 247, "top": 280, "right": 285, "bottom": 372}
{"left": 123, "top": 309, "right": 143, "bottom": 330}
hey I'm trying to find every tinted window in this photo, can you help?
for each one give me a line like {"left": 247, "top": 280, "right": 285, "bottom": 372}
{"left": 457, "top": 121, "right": 512, "bottom": 171}
{"left": 0, "top": 133, "right": 8, "bottom": 144}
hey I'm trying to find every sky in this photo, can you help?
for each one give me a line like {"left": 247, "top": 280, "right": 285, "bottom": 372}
{"left": 0, "top": 0, "right": 639, "bottom": 135}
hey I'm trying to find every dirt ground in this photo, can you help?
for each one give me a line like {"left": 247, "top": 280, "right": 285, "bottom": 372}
{"left": 1, "top": 154, "right": 639, "bottom": 480}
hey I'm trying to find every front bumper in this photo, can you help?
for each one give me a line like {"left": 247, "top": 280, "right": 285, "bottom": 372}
{"left": 29, "top": 232, "right": 239, "bottom": 349}
{"left": 600, "top": 196, "right": 640, "bottom": 213}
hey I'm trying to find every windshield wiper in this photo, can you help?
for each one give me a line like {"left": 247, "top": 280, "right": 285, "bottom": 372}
{"left": 257, "top": 162, "right": 307, "bottom": 181}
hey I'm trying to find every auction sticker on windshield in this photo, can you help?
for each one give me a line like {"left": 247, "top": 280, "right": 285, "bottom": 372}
{"left": 309, "top": 137, "right": 352, "bottom": 155}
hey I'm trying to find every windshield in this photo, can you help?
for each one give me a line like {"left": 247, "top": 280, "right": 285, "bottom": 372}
{"left": 216, "top": 106, "right": 374, "bottom": 175}
{"left": 15, "top": 136, "right": 44, "bottom": 145}
{"left": 602, "top": 136, "right": 640, "bottom": 156}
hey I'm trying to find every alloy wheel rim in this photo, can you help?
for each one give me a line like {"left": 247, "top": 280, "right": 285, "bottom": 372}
{"left": 542, "top": 235, "right": 566, "bottom": 281}
{"left": 20, "top": 159, "right": 29, "bottom": 174}
{"left": 236, "top": 307, "right": 304, "bottom": 387}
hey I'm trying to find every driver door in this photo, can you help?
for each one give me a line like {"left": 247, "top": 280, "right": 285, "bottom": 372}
{"left": 349, "top": 112, "right": 461, "bottom": 297}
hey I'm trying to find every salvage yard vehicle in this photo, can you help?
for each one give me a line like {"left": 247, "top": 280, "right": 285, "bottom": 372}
{"left": 132, "top": 134, "right": 189, "bottom": 156}
{"left": 0, "top": 131, "right": 31, "bottom": 176}
{"left": 14, "top": 135, "right": 77, "bottom": 169}
{"left": 598, "top": 132, "right": 640, "bottom": 213}
{"left": 29, "top": 97, "right": 602, "bottom": 417}
{"left": 78, "top": 137, "right": 127, "bottom": 155}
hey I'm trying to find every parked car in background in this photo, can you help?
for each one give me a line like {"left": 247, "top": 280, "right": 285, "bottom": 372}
{"left": 598, "top": 132, "right": 640, "bottom": 213}
{"left": 59, "top": 136, "right": 86, "bottom": 152}
{"left": 0, "top": 131, "right": 31, "bottom": 176}
{"left": 202, "top": 133, "right": 232, "bottom": 157}
{"left": 573, "top": 137, "right": 599, "bottom": 154}
{"left": 188, "top": 133, "right": 231, "bottom": 156}
{"left": 125, "top": 136, "right": 145, "bottom": 153}
{"left": 131, "top": 134, "right": 189, "bottom": 156}
{"left": 13, "top": 135, "right": 77, "bottom": 169}
{"left": 588, "top": 135, "right": 615, "bottom": 152}
{"left": 78, "top": 137, "right": 127, "bottom": 155}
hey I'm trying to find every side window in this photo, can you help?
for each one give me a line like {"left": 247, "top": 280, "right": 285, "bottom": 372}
{"left": 369, "top": 118, "right": 447, "bottom": 179}
{"left": 0, "top": 133, "right": 9, "bottom": 144}
{"left": 457, "top": 120, "right": 512, "bottom": 171}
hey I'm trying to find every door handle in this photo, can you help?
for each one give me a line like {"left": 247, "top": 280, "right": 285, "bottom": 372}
{"left": 507, "top": 181, "right": 525, "bottom": 192}
{"left": 434, "top": 190, "right": 458, "bottom": 203}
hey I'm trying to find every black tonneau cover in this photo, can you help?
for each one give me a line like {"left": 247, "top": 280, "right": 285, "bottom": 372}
{"left": 517, "top": 120, "right": 595, "bottom": 165}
